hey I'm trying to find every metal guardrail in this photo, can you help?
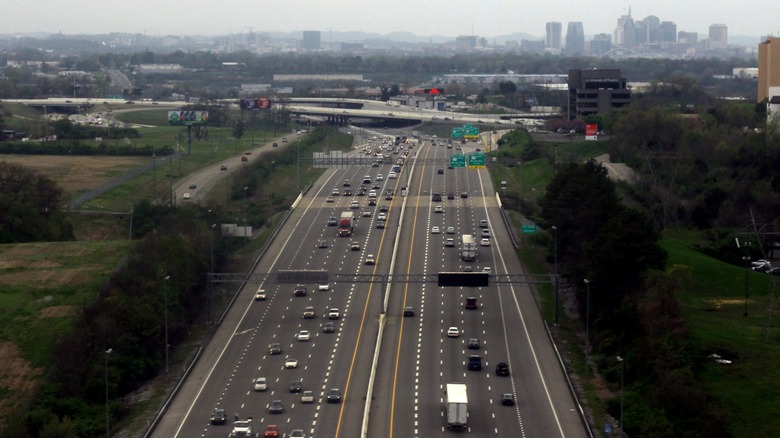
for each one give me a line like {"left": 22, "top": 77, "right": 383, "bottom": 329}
{"left": 142, "top": 345, "right": 203, "bottom": 438}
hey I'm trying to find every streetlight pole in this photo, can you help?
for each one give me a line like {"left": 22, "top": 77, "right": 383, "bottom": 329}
{"left": 584, "top": 278, "right": 591, "bottom": 375}
{"left": 617, "top": 355, "right": 625, "bottom": 430}
{"left": 105, "top": 348, "right": 112, "bottom": 438}
{"left": 552, "top": 226, "right": 559, "bottom": 325}
{"left": 163, "top": 275, "right": 170, "bottom": 374}
{"left": 743, "top": 247, "right": 750, "bottom": 318}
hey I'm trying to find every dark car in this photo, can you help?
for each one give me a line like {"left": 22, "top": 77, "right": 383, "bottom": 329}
{"left": 437, "top": 168, "right": 444, "bottom": 174}
{"left": 323, "top": 321, "right": 336, "bottom": 333}
{"left": 496, "top": 362, "right": 510, "bottom": 376}
{"left": 385, "top": 194, "right": 393, "bottom": 200}
{"left": 501, "top": 393, "right": 515, "bottom": 406}
{"left": 327, "top": 388, "right": 342, "bottom": 403}
{"left": 431, "top": 193, "right": 442, "bottom": 202}
{"left": 318, "top": 240, "right": 329, "bottom": 248}
{"left": 210, "top": 408, "right": 227, "bottom": 425}
{"left": 379, "top": 205, "right": 389, "bottom": 212}
{"left": 376, "top": 220, "right": 385, "bottom": 229}
{"left": 465, "top": 297, "right": 478, "bottom": 310}
{"left": 403, "top": 307, "right": 415, "bottom": 317}
{"left": 468, "top": 338, "right": 480, "bottom": 349}
{"left": 461, "top": 192, "right": 469, "bottom": 198}
{"left": 219, "top": 164, "right": 228, "bottom": 171}
{"left": 188, "top": 183, "right": 197, "bottom": 189}
{"left": 447, "top": 193, "right": 455, "bottom": 200}
{"left": 289, "top": 380, "right": 302, "bottom": 393}
{"left": 343, "top": 180, "right": 351, "bottom": 187}
{"left": 294, "top": 285, "right": 307, "bottom": 297}
{"left": 269, "top": 343, "right": 282, "bottom": 355}
{"left": 343, "top": 188, "right": 353, "bottom": 196}
{"left": 272, "top": 142, "right": 278, "bottom": 147}
{"left": 468, "top": 355, "right": 482, "bottom": 371}
{"left": 327, "top": 217, "right": 338, "bottom": 226}
{"left": 268, "top": 400, "right": 284, "bottom": 414}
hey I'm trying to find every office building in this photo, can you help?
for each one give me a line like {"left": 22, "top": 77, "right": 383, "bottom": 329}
{"left": 709, "top": 24, "right": 728, "bottom": 49}
{"left": 565, "top": 22, "right": 585, "bottom": 55}
{"left": 546, "top": 22, "right": 562, "bottom": 49}
{"left": 758, "top": 37, "right": 780, "bottom": 102}
{"left": 590, "top": 34, "right": 612, "bottom": 56}
{"left": 660, "top": 21, "right": 677, "bottom": 43}
{"left": 301, "top": 31, "right": 321, "bottom": 50}
{"left": 678, "top": 31, "right": 698, "bottom": 45}
{"left": 614, "top": 10, "right": 636, "bottom": 47}
{"left": 567, "top": 69, "right": 631, "bottom": 119}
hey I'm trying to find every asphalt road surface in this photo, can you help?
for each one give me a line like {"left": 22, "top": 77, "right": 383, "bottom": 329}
{"left": 152, "top": 135, "right": 586, "bottom": 438}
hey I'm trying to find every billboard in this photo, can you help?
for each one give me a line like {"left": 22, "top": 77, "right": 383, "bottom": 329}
{"left": 240, "top": 97, "right": 272, "bottom": 110}
{"left": 585, "top": 124, "right": 598, "bottom": 141}
{"left": 168, "top": 111, "right": 208, "bottom": 126}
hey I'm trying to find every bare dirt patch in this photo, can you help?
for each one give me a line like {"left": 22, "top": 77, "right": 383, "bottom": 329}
{"left": 39, "top": 305, "right": 74, "bottom": 318}
{"left": 0, "top": 154, "right": 147, "bottom": 199}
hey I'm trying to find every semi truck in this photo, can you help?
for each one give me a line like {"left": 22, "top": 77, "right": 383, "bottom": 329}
{"left": 338, "top": 212, "right": 354, "bottom": 237}
{"left": 446, "top": 383, "right": 468, "bottom": 430}
{"left": 461, "top": 234, "right": 477, "bottom": 261}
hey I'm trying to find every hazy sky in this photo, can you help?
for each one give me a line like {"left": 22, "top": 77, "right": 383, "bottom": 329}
{"left": 1, "top": 0, "right": 777, "bottom": 39}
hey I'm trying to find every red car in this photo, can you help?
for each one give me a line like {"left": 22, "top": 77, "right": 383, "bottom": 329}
{"left": 264, "top": 424, "right": 280, "bottom": 437}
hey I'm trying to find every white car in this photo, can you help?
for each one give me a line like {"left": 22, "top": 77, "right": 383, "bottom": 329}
{"left": 254, "top": 377, "right": 268, "bottom": 391}
{"left": 255, "top": 288, "right": 267, "bottom": 300}
{"left": 328, "top": 308, "right": 340, "bottom": 319}
{"left": 388, "top": 171, "right": 397, "bottom": 179}
{"left": 296, "top": 330, "right": 311, "bottom": 341}
{"left": 376, "top": 174, "right": 384, "bottom": 181}
{"left": 482, "top": 229, "right": 491, "bottom": 237}
{"left": 326, "top": 196, "right": 334, "bottom": 203}
{"left": 447, "top": 327, "right": 460, "bottom": 337}
{"left": 318, "top": 283, "right": 330, "bottom": 291}
{"left": 480, "top": 238, "right": 491, "bottom": 246}
{"left": 431, "top": 226, "right": 440, "bottom": 234}
{"left": 284, "top": 358, "right": 299, "bottom": 368}
{"left": 434, "top": 206, "right": 444, "bottom": 213}
{"left": 482, "top": 267, "right": 492, "bottom": 273}
{"left": 182, "top": 192, "right": 191, "bottom": 200}
{"left": 362, "top": 210, "right": 372, "bottom": 217}
{"left": 378, "top": 212, "right": 387, "bottom": 221}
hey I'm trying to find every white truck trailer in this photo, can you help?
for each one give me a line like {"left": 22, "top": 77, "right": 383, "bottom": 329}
{"left": 446, "top": 383, "right": 468, "bottom": 430}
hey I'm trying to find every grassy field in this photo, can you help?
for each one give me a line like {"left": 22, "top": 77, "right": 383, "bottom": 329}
{"left": 660, "top": 230, "right": 780, "bottom": 436}
{"left": 0, "top": 240, "right": 131, "bottom": 419}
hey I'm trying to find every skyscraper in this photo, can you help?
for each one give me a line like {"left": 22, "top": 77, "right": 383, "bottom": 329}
{"left": 565, "top": 22, "right": 585, "bottom": 55}
{"left": 709, "top": 24, "right": 728, "bottom": 49}
{"left": 659, "top": 21, "right": 677, "bottom": 43}
{"left": 758, "top": 37, "right": 780, "bottom": 102}
{"left": 546, "top": 22, "right": 562, "bottom": 49}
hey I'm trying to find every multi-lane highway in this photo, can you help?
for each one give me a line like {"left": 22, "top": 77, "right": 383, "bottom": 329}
{"left": 152, "top": 135, "right": 585, "bottom": 438}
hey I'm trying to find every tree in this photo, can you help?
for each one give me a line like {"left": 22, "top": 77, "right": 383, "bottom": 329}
{"left": 0, "top": 162, "right": 74, "bottom": 243}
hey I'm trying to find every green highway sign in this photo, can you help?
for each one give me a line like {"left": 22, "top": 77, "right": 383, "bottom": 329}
{"left": 451, "top": 127, "right": 464, "bottom": 138}
{"left": 450, "top": 154, "right": 466, "bottom": 168}
{"left": 467, "top": 152, "right": 485, "bottom": 169}
{"left": 522, "top": 224, "right": 537, "bottom": 234}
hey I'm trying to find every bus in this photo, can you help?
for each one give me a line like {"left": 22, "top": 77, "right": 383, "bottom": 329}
{"left": 461, "top": 234, "right": 477, "bottom": 261}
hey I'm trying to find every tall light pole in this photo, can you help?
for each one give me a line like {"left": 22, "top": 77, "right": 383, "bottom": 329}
{"left": 209, "top": 224, "right": 216, "bottom": 322}
{"left": 163, "top": 275, "right": 170, "bottom": 374}
{"left": 617, "top": 355, "right": 625, "bottom": 430}
{"left": 584, "top": 278, "right": 591, "bottom": 375}
{"left": 105, "top": 348, "right": 112, "bottom": 438}
{"left": 737, "top": 238, "right": 751, "bottom": 317}
{"left": 552, "top": 226, "right": 559, "bottom": 325}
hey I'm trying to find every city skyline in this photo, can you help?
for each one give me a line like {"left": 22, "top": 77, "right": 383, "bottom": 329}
{"left": 0, "top": 0, "right": 778, "bottom": 41}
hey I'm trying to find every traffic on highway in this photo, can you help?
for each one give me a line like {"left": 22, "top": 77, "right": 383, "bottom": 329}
{"left": 152, "top": 133, "right": 585, "bottom": 438}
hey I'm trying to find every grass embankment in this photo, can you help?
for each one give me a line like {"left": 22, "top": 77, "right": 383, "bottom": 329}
{"left": 0, "top": 241, "right": 130, "bottom": 423}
